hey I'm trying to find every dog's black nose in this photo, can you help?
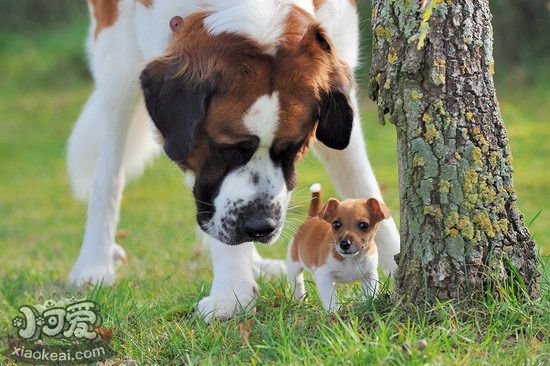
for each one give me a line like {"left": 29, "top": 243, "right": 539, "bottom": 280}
{"left": 339, "top": 239, "right": 352, "bottom": 250}
{"left": 243, "top": 216, "right": 277, "bottom": 240}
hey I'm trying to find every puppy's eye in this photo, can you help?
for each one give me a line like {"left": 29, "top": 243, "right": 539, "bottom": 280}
{"left": 358, "top": 222, "right": 369, "bottom": 231}
{"left": 332, "top": 220, "right": 341, "bottom": 230}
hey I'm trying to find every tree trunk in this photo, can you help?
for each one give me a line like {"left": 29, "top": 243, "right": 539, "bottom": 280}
{"left": 369, "top": 0, "right": 539, "bottom": 304}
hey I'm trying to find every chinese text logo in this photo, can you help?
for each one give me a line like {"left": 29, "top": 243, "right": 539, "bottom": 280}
{"left": 12, "top": 298, "right": 101, "bottom": 342}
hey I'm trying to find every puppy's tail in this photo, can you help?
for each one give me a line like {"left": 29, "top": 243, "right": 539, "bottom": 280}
{"left": 308, "top": 183, "right": 322, "bottom": 217}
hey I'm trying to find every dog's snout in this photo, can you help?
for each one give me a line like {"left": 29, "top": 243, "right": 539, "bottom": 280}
{"left": 339, "top": 239, "right": 352, "bottom": 251}
{"left": 243, "top": 216, "right": 277, "bottom": 240}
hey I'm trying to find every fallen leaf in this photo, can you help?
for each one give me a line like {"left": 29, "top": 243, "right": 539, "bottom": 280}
{"left": 95, "top": 326, "right": 114, "bottom": 341}
{"left": 116, "top": 229, "right": 131, "bottom": 240}
{"left": 417, "top": 339, "right": 427, "bottom": 351}
{"left": 239, "top": 319, "right": 254, "bottom": 344}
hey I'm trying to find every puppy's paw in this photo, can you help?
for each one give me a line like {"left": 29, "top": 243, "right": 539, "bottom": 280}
{"left": 293, "top": 286, "right": 306, "bottom": 301}
{"left": 198, "top": 294, "right": 256, "bottom": 323}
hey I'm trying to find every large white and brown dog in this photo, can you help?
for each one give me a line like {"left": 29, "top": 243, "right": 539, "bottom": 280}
{"left": 67, "top": 0, "right": 400, "bottom": 321}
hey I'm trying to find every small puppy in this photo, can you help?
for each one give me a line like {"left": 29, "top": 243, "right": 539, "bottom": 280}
{"left": 286, "top": 184, "right": 391, "bottom": 312}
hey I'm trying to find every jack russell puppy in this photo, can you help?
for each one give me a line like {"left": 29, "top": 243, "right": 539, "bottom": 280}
{"left": 287, "top": 184, "right": 391, "bottom": 312}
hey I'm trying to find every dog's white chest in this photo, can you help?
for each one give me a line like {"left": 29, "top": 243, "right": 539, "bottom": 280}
{"left": 327, "top": 256, "right": 370, "bottom": 284}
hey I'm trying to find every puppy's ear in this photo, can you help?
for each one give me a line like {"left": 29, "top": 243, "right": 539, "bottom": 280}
{"left": 366, "top": 198, "right": 391, "bottom": 222}
{"left": 314, "top": 30, "right": 354, "bottom": 150}
{"left": 140, "top": 60, "right": 216, "bottom": 162}
{"left": 319, "top": 198, "right": 340, "bottom": 222}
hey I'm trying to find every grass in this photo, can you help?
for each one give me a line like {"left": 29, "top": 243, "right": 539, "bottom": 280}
{"left": 0, "top": 18, "right": 549, "bottom": 365}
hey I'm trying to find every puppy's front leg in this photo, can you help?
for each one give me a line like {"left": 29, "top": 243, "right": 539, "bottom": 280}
{"left": 362, "top": 271, "right": 379, "bottom": 298}
{"left": 315, "top": 270, "right": 338, "bottom": 312}
{"left": 362, "top": 252, "right": 380, "bottom": 298}
{"left": 198, "top": 236, "right": 258, "bottom": 322}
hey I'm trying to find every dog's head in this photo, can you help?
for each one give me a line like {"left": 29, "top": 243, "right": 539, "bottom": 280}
{"left": 320, "top": 198, "right": 391, "bottom": 257}
{"left": 140, "top": 7, "right": 353, "bottom": 245}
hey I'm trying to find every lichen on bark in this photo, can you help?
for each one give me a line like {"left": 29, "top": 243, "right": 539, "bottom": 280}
{"left": 369, "top": 0, "right": 539, "bottom": 303}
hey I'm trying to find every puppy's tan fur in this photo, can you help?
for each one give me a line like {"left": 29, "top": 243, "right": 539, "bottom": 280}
{"left": 287, "top": 184, "right": 390, "bottom": 311}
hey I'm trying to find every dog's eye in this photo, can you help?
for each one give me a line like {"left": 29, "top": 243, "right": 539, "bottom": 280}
{"left": 215, "top": 140, "right": 258, "bottom": 167}
{"left": 358, "top": 222, "right": 369, "bottom": 231}
{"left": 332, "top": 220, "right": 341, "bottom": 230}
{"left": 270, "top": 140, "right": 305, "bottom": 165}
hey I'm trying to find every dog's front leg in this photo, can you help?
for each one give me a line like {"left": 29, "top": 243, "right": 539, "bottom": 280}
{"left": 68, "top": 90, "right": 136, "bottom": 286}
{"left": 198, "top": 237, "right": 258, "bottom": 322}
{"left": 315, "top": 270, "right": 338, "bottom": 312}
{"left": 313, "top": 90, "right": 401, "bottom": 276}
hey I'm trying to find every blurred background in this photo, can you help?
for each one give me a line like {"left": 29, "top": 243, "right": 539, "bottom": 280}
{"left": 2, "top": 0, "right": 549, "bottom": 89}
{"left": 0, "top": 1, "right": 548, "bottom": 279}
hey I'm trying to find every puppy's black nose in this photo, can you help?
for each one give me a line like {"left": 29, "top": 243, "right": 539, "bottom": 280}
{"left": 243, "top": 216, "right": 277, "bottom": 240}
{"left": 339, "top": 239, "right": 352, "bottom": 251}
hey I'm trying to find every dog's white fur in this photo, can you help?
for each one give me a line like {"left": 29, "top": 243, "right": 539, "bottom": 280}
{"left": 67, "top": 0, "right": 400, "bottom": 321}
{"left": 208, "top": 93, "right": 289, "bottom": 246}
{"left": 243, "top": 93, "right": 280, "bottom": 144}
{"left": 316, "top": 254, "right": 379, "bottom": 312}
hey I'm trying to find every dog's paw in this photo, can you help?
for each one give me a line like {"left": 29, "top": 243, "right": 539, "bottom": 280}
{"left": 198, "top": 294, "right": 256, "bottom": 323}
{"left": 68, "top": 261, "right": 116, "bottom": 286}
{"left": 198, "top": 296, "right": 239, "bottom": 322}
{"left": 68, "top": 245, "right": 125, "bottom": 286}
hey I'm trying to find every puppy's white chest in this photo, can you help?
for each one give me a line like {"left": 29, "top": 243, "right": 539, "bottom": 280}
{"left": 327, "top": 256, "right": 370, "bottom": 284}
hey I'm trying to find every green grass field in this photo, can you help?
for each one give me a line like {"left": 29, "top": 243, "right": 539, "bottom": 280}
{"left": 1, "top": 19, "right": 549, "bottom": 365}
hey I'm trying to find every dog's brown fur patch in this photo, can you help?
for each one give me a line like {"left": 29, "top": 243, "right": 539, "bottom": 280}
{"left": 312, "top": 0, "right": 325, "bottom": 10}
{"left": 137, "top": 0, "right": 153, "bottom": 7}
{"left": 291, "top": 218, "right": 334, "bottom": 267}
{"left": 89, "top": 0, "right": 119, "bottom": 40}
{"left": 146, "top": 7, "right": 351, "bottom": 182}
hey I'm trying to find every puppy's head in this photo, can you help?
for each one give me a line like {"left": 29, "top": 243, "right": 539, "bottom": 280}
{"left": 140, "top": 7, "right": 354, "bottom": 245}
{"left": 320, "top": 198, "right": 391, "bottom": 257}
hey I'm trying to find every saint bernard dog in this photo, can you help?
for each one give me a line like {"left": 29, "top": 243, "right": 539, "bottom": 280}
{"left": 67, "top": 0, "right": 400, "bottom": 321}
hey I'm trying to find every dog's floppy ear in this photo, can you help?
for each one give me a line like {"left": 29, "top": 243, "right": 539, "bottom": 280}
{"left": 366, "top": 198, "right": 391, "bottom": 222}
{"left": 140, "top": 60, "right": 216, "bottom": 162}
{"left": 319, "top": 198, "right": 340, "bottom": 222}
{"left": 316, "top": 88, "right": 353, "bottom": 150}
{"left": 314, "top": 29, "right": 354, "bottom": 150}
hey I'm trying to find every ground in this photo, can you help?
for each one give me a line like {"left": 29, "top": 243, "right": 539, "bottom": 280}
{"left": 0, "top": 19, "right": 548, "bottom": 365}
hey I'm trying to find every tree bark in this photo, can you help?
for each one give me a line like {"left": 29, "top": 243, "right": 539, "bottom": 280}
{"left": 369, "top": 0, "right": 539, "bottom": 304}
